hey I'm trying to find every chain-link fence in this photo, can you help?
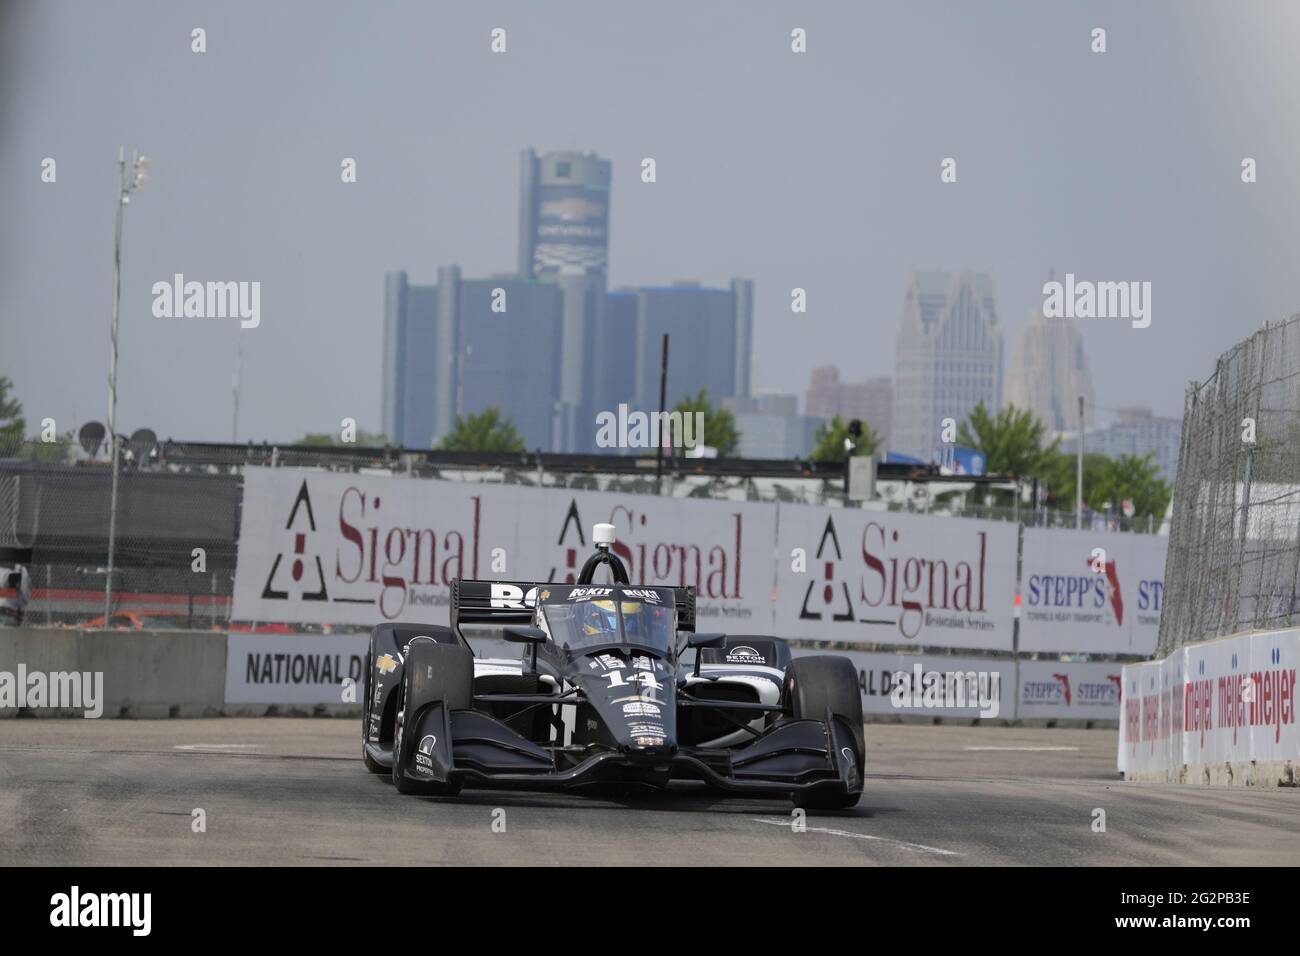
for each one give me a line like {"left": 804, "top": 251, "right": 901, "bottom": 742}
{"left": 0, "top": 453, "right": 239, "bottom": 627}
{"left": 1157, "top": 314, "right": 1300, "bottom": 655}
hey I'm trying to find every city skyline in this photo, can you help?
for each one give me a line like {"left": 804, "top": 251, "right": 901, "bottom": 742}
{"left": 6, "top": 2, "right": 1299, "bottom": 447}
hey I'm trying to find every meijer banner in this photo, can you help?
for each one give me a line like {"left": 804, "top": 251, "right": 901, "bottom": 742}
{"left": 1019, "top": 527, "right": 1165, "bottom": 655}
{"left": 773, "top": 504, "right": 1017, "bottom": 650}
{"left": 232, "top": 467, "right": 775, "bottom": 628}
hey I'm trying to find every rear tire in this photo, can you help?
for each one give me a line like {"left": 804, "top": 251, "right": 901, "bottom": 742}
{"left": 785, "top": 655, "right": 864, "bottom": 811}
{"left": 392, "top": 640, "right": 472, "bottom": 796}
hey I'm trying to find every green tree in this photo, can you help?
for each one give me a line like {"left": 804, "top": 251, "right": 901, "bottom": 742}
{"left": 810, "top": 415, "right": 881, "bottom": 463}
{"left": 295, "top": 429, "right": 389, "bottom": 447}
{"left": 1038, "top": 451, "right": 1171, "bottom": 527}
{"left": 956, "top": 402, "right": 1059, "bottom": 477}
{"left": 670, "top": 389, "right": 739, "bottom": 456}
{"left": 1038, "top": 450, "right": 1113, "bottom": 511}
{"left": 440, "top": 408, "right": 526, "bottom": 453}
{"left": 21, "top": 430, "right": 76, "bottom": 464}
{"left": 0, "top": 377, "right": 25, "bottom": 456}
{"left": 1090, "top": 453, "right": 1172, "bottom": 523}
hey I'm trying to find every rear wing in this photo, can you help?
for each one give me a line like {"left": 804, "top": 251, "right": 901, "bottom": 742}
{"left": 451, "top": 579, "right": 696, "bottom": 638}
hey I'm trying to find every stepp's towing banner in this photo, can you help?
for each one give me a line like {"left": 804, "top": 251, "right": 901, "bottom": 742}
{"left": 1019, "top": 527, "right": 1165, "bottom": 656}
{"left": 1119, "top": 628, "right": 1298, "bottom": 778}
{"left": 232, "top": 467, "right": 776, "bottom": 629}
{"left": 774, "top": 502, "right": 1017, "bottom": 650}
{"left": 1017, "top": 659, "right": 1124, "bottom": 720}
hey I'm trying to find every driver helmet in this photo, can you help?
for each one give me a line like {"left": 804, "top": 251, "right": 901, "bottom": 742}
{"left": 581, "top": 599, "right": 621, "bottom": 638}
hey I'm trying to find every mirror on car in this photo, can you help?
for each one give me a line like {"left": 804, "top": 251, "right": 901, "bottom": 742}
{"left": 504, "top": 625, "right": 548, "bottom": 645}
{"left": 687, "top": 632, "right": 726, "bottom": 649}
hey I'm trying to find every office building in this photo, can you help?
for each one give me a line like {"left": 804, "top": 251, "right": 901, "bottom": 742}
{"left": 892, "top": 270, "right": 1004, "bottom": 460}
{"left": 1005, "top": 308, "right": 1095, "bottom": 432}
{"left": 805, "top": 366, "right": 893, "bottom": 449}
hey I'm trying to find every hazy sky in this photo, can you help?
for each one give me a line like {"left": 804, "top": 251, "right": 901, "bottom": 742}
{"left": 3, "top": 0, "right": 1299, "bottom": 444}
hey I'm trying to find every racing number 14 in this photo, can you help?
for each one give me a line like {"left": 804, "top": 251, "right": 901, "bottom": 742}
{"left": 604, "top": 671, "right": 663, "bottom": 690}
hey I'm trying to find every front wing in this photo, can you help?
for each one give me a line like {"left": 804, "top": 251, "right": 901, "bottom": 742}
{"left": 368, "top": 702, "right": 862, "bottom": 801}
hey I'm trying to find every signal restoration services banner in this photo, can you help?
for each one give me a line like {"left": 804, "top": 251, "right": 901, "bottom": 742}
{"left": 773, "top": 503, "right": 1018, "bottom": 650}
{"left": 1019, "top": 527, "right": 1166, "bottom": 655}
{"left": 231, "top": 467, "right": 776, "bottom": 628}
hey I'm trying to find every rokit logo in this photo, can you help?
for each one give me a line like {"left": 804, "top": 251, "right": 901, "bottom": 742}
{"left": 50, "top": 886, "right": 151, "bottom": 936}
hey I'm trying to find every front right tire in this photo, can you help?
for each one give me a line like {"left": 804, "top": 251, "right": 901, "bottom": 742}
{"left": 784, "top": 655, "right": 865, "bottom": 810}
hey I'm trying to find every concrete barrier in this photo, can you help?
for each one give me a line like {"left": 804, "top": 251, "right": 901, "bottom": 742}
{"left": 0, "top": 628, "right": 362, "bottom": 719}
{"left": 1119, "top": 627, "right": 1299, "bottom": 787}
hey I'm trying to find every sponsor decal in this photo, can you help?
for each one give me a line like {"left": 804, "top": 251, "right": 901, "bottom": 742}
{"left": 592, "top": 653, "right": 624, "bottom": 671}
{"left": 622, "top": 701, "right": 662, "bottom": 717}
{"left": 567, "top": 587, "right": 613, "bottom": 601}
{"left": 490, "top": 583, "right": 538, "bottom": 610}
{"left": 414, "top": 734, "right": 438, "bottom": 774}
{"left": 627, "top": 722, "right": 667, "bottom": 741}
{"left": 725, "top": 645, "right": 765, "bottom": 664}
{"left": 375, "top": 653, "right": 399, "bottom": 675}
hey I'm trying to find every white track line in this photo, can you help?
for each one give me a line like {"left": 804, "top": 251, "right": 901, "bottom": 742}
{"left": 752, "top": 817, "right": 963, "bottom": 857}
{"left": 962, "top": 746, "right": 1079, "bottom": 751}
{"left": 173, "top": 744, "right": 264, "bottom": 751}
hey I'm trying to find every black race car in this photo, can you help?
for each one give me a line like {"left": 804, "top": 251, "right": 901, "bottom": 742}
{"left": 362, "top": 523, "right": 863, "bottom": 810}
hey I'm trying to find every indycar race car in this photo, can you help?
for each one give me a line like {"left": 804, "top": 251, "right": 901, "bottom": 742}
{"left": 361, "top": 523, "right": 864, "bottom": 809}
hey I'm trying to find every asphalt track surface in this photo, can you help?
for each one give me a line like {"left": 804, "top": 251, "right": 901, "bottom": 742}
{"left": 1, "top": 719, "right": 1296, "bottom": 866}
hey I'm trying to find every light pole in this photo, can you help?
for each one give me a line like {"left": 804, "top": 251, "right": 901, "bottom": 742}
{"left": 103, "top": 147, "right": 149, "bottom": 621}
{"left": 1075, "top": 394, "right": 1084, "bottom": 529}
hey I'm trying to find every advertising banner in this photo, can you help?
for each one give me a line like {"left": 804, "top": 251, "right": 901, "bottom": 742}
{"left": 224, "top": 632, "right": 368, "bottom": 704}
{"left": 792, "top": 647, "right": 1013, "bottom": 719}
{"left": 232, "top": 468, "right": 775, "bottom": 629}
{"left": 773, "top": 504, "right": 1017, "bottom": 650}
{"left": 1017, "top": 659, "right": 1123, "bottom": 720}
{"left": 1118, "top": 628, "right": 1298, "bottom": 775}
{"left": 1020, "top": 527, "right": 1165, "bottom": 655}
